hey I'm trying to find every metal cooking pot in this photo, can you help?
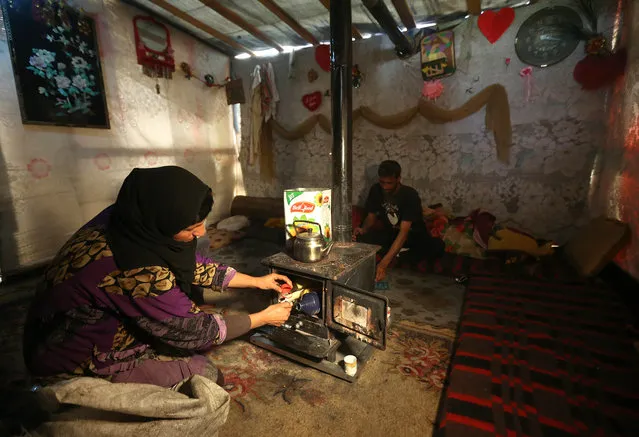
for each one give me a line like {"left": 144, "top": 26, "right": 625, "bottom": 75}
{"left": 286, "top": 220, "right": 333, "bottom": 263}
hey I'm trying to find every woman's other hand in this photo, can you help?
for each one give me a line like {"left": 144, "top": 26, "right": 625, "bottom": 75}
{"left": 250, "top": 302, "right": 293, "bottom": 328}
{"left": 254, "top": 273, "right": 292, "bottom": 293}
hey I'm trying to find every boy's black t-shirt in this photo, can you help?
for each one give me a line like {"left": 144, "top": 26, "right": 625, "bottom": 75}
{"left": 364, "top": 183, "right": 426, "bottom": 233}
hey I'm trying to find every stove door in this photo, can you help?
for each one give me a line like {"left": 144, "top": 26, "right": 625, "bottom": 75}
{"left": 326, "top": 282, "right": 390, "bottom": 350}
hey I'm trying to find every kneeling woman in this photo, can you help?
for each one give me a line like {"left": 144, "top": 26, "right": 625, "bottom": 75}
{"left": 23, "top": 166, "right": 292, "bottom": 388}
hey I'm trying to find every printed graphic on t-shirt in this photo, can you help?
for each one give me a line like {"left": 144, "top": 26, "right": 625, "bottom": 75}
{"left": 382, "top": 201, "right": 399, "bottom": 227}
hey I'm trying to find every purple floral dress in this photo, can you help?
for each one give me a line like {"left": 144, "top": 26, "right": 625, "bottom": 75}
{"left": 23, "top": 206, "right": 236, "bottom": 387}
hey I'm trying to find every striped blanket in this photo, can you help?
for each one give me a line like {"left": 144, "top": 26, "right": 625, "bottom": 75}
{"left": 436, "top": 276, "right": 639, "bottom": 437}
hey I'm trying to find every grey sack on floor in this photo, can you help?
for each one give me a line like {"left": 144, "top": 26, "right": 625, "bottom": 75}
{"left": 30, "top": 375, "right": 229, "bottom": 437}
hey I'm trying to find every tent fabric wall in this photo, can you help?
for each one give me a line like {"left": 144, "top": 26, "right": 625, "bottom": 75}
{"left": 233, "top": 0, "right": 611, "bottom": 244}
{"left": 589, "top": 0, "right": 639, "bottom": 280}
{"left": 0, "top": 0, "right": 238, "bottom": 273}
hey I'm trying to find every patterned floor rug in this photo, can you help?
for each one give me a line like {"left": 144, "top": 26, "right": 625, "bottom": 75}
{"left": 206, "top": 319, "right": 455, "bottom": 437}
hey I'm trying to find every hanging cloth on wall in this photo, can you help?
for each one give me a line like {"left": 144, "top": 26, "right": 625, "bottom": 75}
{"left": 259, "top": 66, "right": 272, "bottom": 118}
{"left": 263, "top": 63, "right": 279, "bottom": 121}
{"left": 248, "top": 63, "right": 277, "bottom": 180}
{"left": 259, "top": 63, "right": 276, "bottom": 180}
{"left": 269, "top": 84, "right": 512, "bottom": 163}
{"left": 248, "top": 65, "right": 263, "bottom": 166}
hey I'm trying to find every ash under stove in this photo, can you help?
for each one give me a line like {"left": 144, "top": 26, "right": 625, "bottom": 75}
{"left": 250, "top": 242, "right": 390, "bottom": 382}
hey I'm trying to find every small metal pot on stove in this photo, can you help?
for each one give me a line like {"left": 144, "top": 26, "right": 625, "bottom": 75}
{"left": 286, "top": 220, "right": 333, "bottom": 263}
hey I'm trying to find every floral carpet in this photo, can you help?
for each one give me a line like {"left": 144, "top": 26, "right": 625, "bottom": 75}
{"left": 203, "top": 315, "right": 455, "bottom": 437}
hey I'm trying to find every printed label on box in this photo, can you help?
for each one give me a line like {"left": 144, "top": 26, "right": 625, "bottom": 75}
{"left": 284, "top": 188, "right": 331, "bottom": 241}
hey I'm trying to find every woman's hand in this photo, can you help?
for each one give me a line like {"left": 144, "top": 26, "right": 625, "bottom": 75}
{"left": 250, "top": 302, "right": 293, "bottom": 328}
{"left": 253, "top": 273, "right": 292, "bottom": 293}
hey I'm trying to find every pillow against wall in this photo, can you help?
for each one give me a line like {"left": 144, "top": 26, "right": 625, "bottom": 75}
{"left": 488, "top": 227, "right": 555, "bottom": 257}
{"left": 441, "top": 224, "right": 486, "bottom": 259}
{"left": 563, "top": 216, "right": 631, "bottom": 277}
{"left": 230, "top": 196, "right": 283, "bottom": 221}
{"left": 217, "top": 215, "right": 250, "bottom": 232}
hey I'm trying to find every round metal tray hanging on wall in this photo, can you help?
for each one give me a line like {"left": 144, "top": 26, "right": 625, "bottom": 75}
{"left": 515, "top": 6, "right": 583, "bottom": 68}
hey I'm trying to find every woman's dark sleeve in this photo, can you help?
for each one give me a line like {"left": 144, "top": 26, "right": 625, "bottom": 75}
{"left": 224, "top": 314, "right": 252, "bottom": 340}
{"left": 97, "top": 267, "right": 230, "bottom": 352}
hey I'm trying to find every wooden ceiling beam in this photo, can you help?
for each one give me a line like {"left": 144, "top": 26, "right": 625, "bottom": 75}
{"left": 391, "top": 0, "right": 416, "bottom": 30}
{"left": 466, "top": 0, "right": 482, "bottom": 15}
{"left": 257, "top": 0, "right": 319, "bottom": 46}
{"left": 201, "top": 0, "right": 284, "bottom": 51}
{"left": 148, "top": 0, "right": 255, "bottom": 56}
{"left": 318, "top": 0, "right": 363, "bottom": 40}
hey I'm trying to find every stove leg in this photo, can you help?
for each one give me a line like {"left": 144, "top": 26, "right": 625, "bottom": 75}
{"left": 327, "top": 345, "right": 337, "bottom": 363}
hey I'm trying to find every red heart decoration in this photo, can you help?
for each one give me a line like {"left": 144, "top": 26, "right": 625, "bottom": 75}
{"left": 315, "top": 44, "right": 331, "bottom": 72}
{"left": 477, "top": 8, "right": 515, "bottom": 44}
{"left": 573, "top": 50, "right": 627, "bottom": 90}
{"left": 302, "top": 91, "right": 322, "bottom": 112}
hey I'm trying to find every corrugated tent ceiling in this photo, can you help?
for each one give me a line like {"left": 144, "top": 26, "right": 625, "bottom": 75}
{"left": 123, "top": 0, "right": 530, "bottom": 57}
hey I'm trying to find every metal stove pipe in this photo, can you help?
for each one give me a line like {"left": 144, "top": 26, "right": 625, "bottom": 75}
{"left": 362, "top": 0, "right": 414, "bottom": 58}
{"left": 329, "top": 0, "right": 353, "bottom": 244}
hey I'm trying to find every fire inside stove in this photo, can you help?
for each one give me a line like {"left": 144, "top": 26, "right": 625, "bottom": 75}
{"left": 336, "top": 297, "right": 370, "bottom": 329}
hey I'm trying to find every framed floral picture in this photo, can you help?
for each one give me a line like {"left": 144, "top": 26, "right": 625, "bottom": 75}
{"left": 0, "top": 0, "right": 110, "bottom": 128}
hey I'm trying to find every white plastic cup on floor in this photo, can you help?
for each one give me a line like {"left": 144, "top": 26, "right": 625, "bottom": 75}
{"left": 344, "top": 355, "right": 357, "bottom": 376}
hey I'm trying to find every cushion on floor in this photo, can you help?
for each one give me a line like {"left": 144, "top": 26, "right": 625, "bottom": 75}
{"left": 563, "top": 216, "right": 630, "bottom": 277}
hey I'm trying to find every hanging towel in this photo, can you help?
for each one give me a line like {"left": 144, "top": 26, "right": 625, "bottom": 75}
{"left": 260, "top": 66, "right": 272, "bottom": 119}
{"left": 263, "top": 62, "right": 279, "bottom": 121}
{"left": 259, "top": 63, "right": 278, "bottom": 179}
{"left": 248, "top": 65, "right": 263, "bottom": 166}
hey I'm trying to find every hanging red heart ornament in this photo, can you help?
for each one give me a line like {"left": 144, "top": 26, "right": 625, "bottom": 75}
{"left": 573, "top": 50, "right": 627, "bottom": 90}
{"left": 302, "top": 91, "right": 322, "bottom": 112}
{"left": 477, "top": 8, "right": 515, "bottom": 44}
{"left": 315, "top": 44, "right": 331, "bottom": 72}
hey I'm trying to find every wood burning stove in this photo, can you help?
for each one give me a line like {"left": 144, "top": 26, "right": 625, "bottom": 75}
{"left": 250, "top": 242, "right": 390, "bottom": 381}
{"left": 249, "top": 0, "right": 386, "bottom": 381}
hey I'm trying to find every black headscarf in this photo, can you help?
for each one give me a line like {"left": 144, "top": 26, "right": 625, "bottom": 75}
{"left": 106, "top": 166, "right": 213, "bottom": 297}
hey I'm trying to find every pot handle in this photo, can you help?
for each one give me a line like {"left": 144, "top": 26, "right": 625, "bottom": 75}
{"left": 322, "top": 241, "right": 334, "bottom": 257}
{"left": 292, "top": 220, "right": 321, "bottom": 234}
{"left": 285, "top": 225, "right": 295, "bottom": 238}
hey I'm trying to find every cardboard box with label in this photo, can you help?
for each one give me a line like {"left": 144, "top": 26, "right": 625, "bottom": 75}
{"left": 284, "top": 188, "right": 332, "bottom": 241}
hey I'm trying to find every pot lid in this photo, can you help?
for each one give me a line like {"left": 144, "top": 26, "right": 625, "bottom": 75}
{"left": 297, "top": 231, "right": 322, "bottom": 240}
